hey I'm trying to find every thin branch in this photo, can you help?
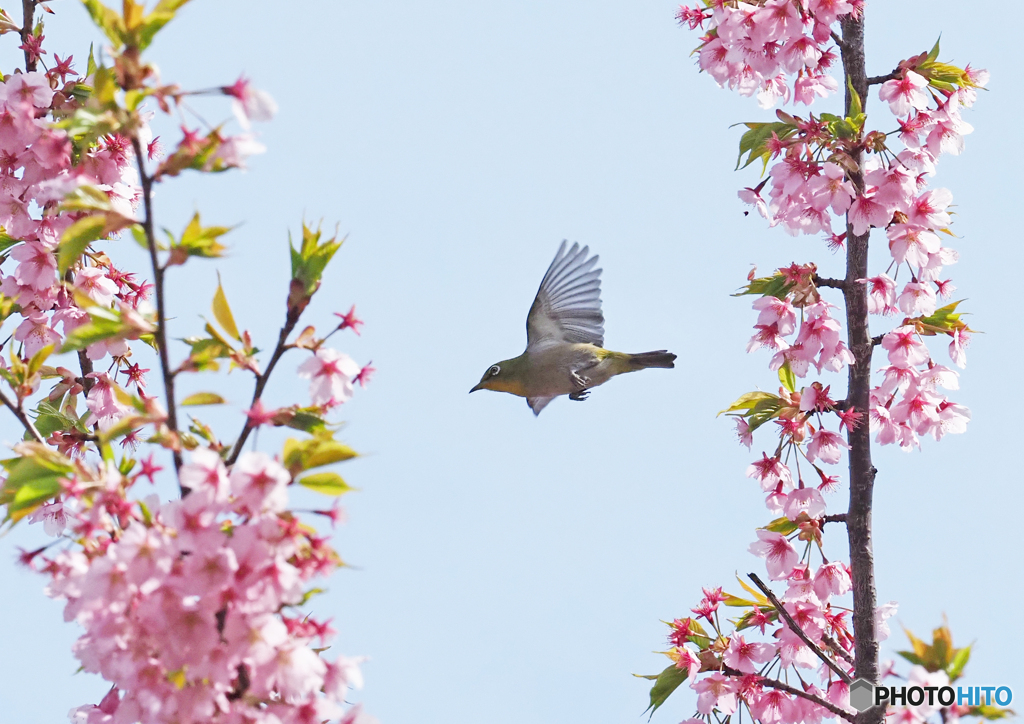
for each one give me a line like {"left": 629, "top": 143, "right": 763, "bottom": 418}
{"left": 131, "top": 137, "right": 183, "bottom": 478}
{"left": 822, "top": 633, "right": 856, "bottom": 665}
{"left": 19, "top": 0, "right": 36, "bottom": 72}
{"left": 823, "top": 513, "right": 848, "bottom": 525}
{"left": 224, "top": 310, "right": 300, "bottom": 466}
{"left": 829, "top": 30, "right": 847, "bottom": 52}
{"left": 0, "top": 388, "right": 45, "bottom": 444}
{"left": 723, "top": 665, "right": 856, "bottom": 723}
{"left": 748, "top": 572, "right": 853, "bottom": 685}
{"left": 871, "top": 334, "right": 883, "bottom": 347}
{"left": 867, "top": 71, "right": 900, "bottom": 86}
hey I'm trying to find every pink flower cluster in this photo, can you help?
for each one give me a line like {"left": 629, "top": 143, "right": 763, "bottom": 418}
{"left": 683, "top": 0, "right": 858, "bottom": 108}
{"left": 749, "top": 266, "right": 851, "bottom": 378}
{"left": 0, "top": 70, "right": 147, "bottom": 354}
{"left": 870, "top": 326, "right": 969, "bottom": 449}
{"left": 32, "top": 448, "right": 369, "bottom": 724}
{"left": 665, "top": 555, "right": 898, "bottom": 723}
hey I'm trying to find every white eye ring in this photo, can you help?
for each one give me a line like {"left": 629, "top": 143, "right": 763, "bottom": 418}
{"left": 489, "top": 365, "right": 500, "bottom": 376}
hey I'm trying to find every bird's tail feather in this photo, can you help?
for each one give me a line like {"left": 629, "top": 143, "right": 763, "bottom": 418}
{"left": 626, "top": 350, "right": 676, "bottom": 370}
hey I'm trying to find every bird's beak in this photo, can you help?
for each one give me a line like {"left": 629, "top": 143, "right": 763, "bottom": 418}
{"left": 469, "top": 382, "right": 484, "bottom": 393}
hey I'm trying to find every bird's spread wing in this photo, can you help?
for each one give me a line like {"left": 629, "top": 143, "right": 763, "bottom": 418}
{"left": 527, "top": 396, "right": 555, "bottom": 416}
{"left": 526, "top": 241, "right": 604, "bottom": 349}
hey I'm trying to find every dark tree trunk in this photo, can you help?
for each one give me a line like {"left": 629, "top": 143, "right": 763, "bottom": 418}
{"left": 840, "top": 13, "right": 882, "bottom": 724}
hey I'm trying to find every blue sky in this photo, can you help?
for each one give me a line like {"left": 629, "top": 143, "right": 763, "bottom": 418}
{"left": 1, "top": 2, "right": 1021, "bottom": 722}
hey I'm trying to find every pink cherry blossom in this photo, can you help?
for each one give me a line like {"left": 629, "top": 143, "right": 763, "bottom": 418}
{"left": 224, "top": 76, "right": 279, "bottom": 129}
{"left": 693, "top": 672, "right": 739, "bottom": 715}
{"left": 748, "top": 529, "right": 798, "bottom": 580}
{"left": 881, "top": 326, "right": 930, "bottom": 368}
{"left": 878, "top": 71, "right": 930, "bottom": 116}
{"left": 297, "top": 348, "right": 362, "bottom": 406}
{"left": 724, "top": 634, "right": 774, "bottom": 673}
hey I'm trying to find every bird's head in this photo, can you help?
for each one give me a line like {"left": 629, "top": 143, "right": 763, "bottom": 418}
{"left": 470, "top": 359, "right": 525, "bottom": 395}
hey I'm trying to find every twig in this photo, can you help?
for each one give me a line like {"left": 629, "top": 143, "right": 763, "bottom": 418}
{"left": 723, "top": 665, "right": 856, "bottom": 723}
{"left": 871, "top": 334, "right": 883, "bottom": 347}
{"left": 224, "top": 310, "right": 299, "bottom": 466}
{"left": 131, "top": 137, "right": 183, "bottom": 478}
{"left": 0, "top": 388, "right": 45, "bottom": 444}
{"left": 822, "top": 633, "right": 856, "bottom": 665}
{"left": 814, "top": 275, "right": 847, "bottom": 290}
{"left": 867, "top": 71, "right": 900, "bottom": 86}
{"left": 748, "top": 572, "right": 853, "bottom": 685}
{"left": 823, "top": 513, "right": 848, "bottom": 525}
{"left": 829, "top": 30, "right": 847, "bottom": 52}
{"left": 63, "top": 270, "right": 96, "bottom": 393}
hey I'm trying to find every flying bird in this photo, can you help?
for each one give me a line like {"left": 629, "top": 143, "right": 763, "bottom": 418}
{"left": 470, "top": 241, "right": 676, "bottom": 415}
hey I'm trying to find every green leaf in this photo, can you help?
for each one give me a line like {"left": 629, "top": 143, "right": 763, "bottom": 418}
{"left": 778, "top": 362, "right": 797, "bottom": 393}
{"left": 283, "top": 435, "right": 358, "bottom": 474}
{"left": 846, "top": 75, "right": 863, "bottom": 118}
{"left": 284, "top": 410, "right": 328, "bottom": 434}
{"left": 0, "top": 228, "right": 18, "bottom": 255}
{"left": 946, "top": 643, "right": 971, "bottom": 681}
{"left": 81, "top": 0, "right": 126, "bottom": 47}
{"left": 1, "top": 450, "right": 75, "bottom": 522}
{"left": 913, "top": 300, "right": 970, "bottom": 336}
{"left": 60, "top": 309, "right": 125, "bottom": 352}
{"left": 181, "top": 336, "right": 232, "bottom": 371}
{"left": 27, "top": 344, "right": 54, "bottom": 377}
{"left": 925, "top": 36, "right": 941, "bottom": 63}
{"left": 32, "top": 401, "right": 83, "bottom": 438}
{"left": 764, "top": 516, "right": 798, "bottom": 535}
{"left": 212, "top": 274, "right": 240, "bottom": 341}
{"left": 181, "top": 392, "right": 226, "bottom": 406}
{"left": 734, "top": 121, "right": 796, "bottom": 172}
{"left": 896, "top": 650, "right": 926, "bottom": 667}
{"left": 733, "top": 271, "right": 794, "bottom": 299}
{"left": 722, "top": 594, "right": 758, "bottom": 607}
{"left": 297, "top": 472, "right": 353, "bottom": 497}
{"left": 969, "top": 705, "right": 1015, "bottom": 721}
{"left": 718, "top": 391, "right": 780, "bottom": 416}
{"left": 58, "top": 215, "right": 106, "bottom": 273}
{"left": 177, "top": 212, "right": 231, "bottom": 259}
{"left": 643, "top": 664, "right": 689, "bottom": 715}
{"left": 289, "top": 223, "right": 342, "bottom": 302}
{"left": 135, "top": 0, "right": 192, "bottom": 50}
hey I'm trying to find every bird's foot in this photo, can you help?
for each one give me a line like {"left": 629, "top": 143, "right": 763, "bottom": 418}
{"left": 571, "top": 370, "right": 590, "bottom": 390}
{"left": 569, "top": 389, "right": 590, "bottom": 402}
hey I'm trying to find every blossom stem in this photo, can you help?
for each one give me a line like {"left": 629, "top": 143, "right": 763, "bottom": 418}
{"left": 0, "top": 387, "right": 45, "bottom": 444}
{"left": 19, "top": 0, "right": 36, "bottom": 72}
{"left": 225, "top": 311, "right": 299, "bottom": 466}
{"left": 748, "top": 572, "right": 852, "bottom": 685}
{"left": 131, "top": 137, "right": 183, "bottom": 479}
{"left": 839, "top": 14, "right": 883, "bottom": 719}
